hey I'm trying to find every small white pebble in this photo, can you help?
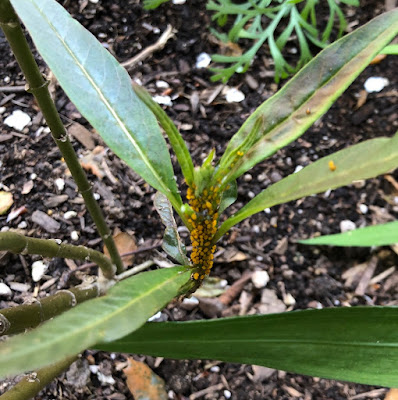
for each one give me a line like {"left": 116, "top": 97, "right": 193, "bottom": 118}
{"left": 251, "top": 270, "right": 270, "bottom": 289}
{"left": 284, "top": 293, "right": 296, "bottom": 306}
{"left": 224, "top": 390, "right": 232, "bottom": 399}
{"left": 55, "top": 178, "right": 65, "bottom": 191}
{"left": 172, "top": 0, "right": 186, "bottom": 3}
{"left": 210, "top": 366, "right": 220, "bottom": 373}
{"left": 257, "top": 172, "right": 268, "bottom": 182}
{"left": 71, "top": 231, "right": 79, "bottom": 241}
{"left": 64, "top": 211, "right": 77, "bottom": 220}
{"left": 364, "top": 76, "right": 389, "bottom": 93}
{"left": 155, "top": 80, "right": 169, "bottom": 89}
{"left": 252, "top": 225, "right": 260, "bottom": 233}
{"left": 359, "top": 204, "right": 368, "bottom": 214}
{"left": 297, "top": 209, "right": 303, "bottom": 215}
{"left": 0, "top": 282, "right": 12, "bottom": 296}
{"left": 243, "top": 174, "right": 252, "bottom": 182}
{"left": 248, "top": 191, "right": 255, "bottom": 198}
{"left": 97, "top": 372, "right": 116, "bottom": 385}
{"left": 4, "top": 110, "right": 31, "bottom": 131}
{"left": 94, "top": 193, "right": 101, "bottom": 200}
{"left": 17, "top": 221, "right": 27, "bottom": 229}
{"left": 89, "top": 0, "right": 99, "bottom": 3}
{"left": 196, "top": 52, "right": 211, "bottom": 69}
{"left": 153, "top": 95, "right": 173, "bottom": 106}
{"left": 32, "top": 260, "right": 48, "bottom": 282}
{"left": 256, "top": 256, "right": 263, "bottom": 262}
{"left": 220, "top": 279, "right": 228, "bottom": 288}
{"left": 340, "top": 219, "right": 356, "bottom": 233}
{"left": 0, "top": 106, "right": 6, "bottom": 114}
{"left": 264, "top": 208, "right": 271, "bottom": 214}
{"left": 294, "top": 165, "right": 303, "bottom": 173}
{"left": 148, "top": 311, "right": 162, "bottom": 322}
{"left": 181, "top": 296, "right": 199, "bottom": 310}
{"left": 1, "top": 226, "right": 9, "bottom": 232}
{"left": 168, "top": 390, "right": 175, "bottom": 399}
{"left": 4, "top": 76, "right": 10, "bottom": 83}
{"left": 225, "top": 87, "right": 245, "bottom": 103}
{"left": 89, "top": 365, "right": 99, "bottom": 374}
{"left": 30, "top": 173, "right": 37, "bottom": 180}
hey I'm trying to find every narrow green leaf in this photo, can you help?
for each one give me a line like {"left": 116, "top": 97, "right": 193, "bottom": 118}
{"left": 97, "top": 307, "right": 398, "bottom": 387}
{"left": 0, "top": 267, "right": 190, "bottom": 378}
{"left": 215, "top": 133, "right": 398, "bottom": 241}
{"left": 215, "top": 9, "right": 398, "bottom": 184}
{"left": 11, "top": 0, "right": 181, "bottom": 208}
{"left": 132, "top": 83, "right": 194, "bottom": 187}
{"left": 300, "top": 221, "right": 398, "bottom": 247}
{"left": 381, "top": 44, "right": 398, "bottom": 55}
{"left": 154, "top": 192, "right": 190, "bottom": 265}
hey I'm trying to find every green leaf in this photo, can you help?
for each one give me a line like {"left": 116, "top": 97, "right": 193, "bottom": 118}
{"left": 219, "top": 180, "right": 237, "bottom": 214}
{"left": 96, "top": 307, "right": 398, "bottom": 387}
{"left": 132, "top": 83, "right": 194, "bottom": 187}
{"left": 215, "top": 9, "right": 398, "bottom": 184}
{"left": 0, "top": 267, "right": 190, "bottom": 378}
{"left": 154, "top": 192, "right": 190, "bottom": 265}
{"left": 381, "top": 44, "right": 398, "bottom": 55}
{"left": 300, "top": 221, "right": 398, "bottom": 247}
{"left": 11, "top": 0, "right": 181, "bottom": 208}
{"left": 215, "top": 133, "right": 398, "bottom": 241}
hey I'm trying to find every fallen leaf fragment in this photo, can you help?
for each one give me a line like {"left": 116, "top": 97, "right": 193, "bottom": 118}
{"left": 6, "top": 205, "right": 28, "bottom": 223}
{"left": 123, "top": 358, "right": 168, "bottom": 400}
{"left": 385, "top": 388, "right": 398, "bottom": 400}
{"left": 104, "top": 232, "right": 137, "bottom": 268}
{"left": 68, "top": 122, "right": 95, "bottom": 150}
{"left": 0, "top": 191, "right": 13, "bottom": 215}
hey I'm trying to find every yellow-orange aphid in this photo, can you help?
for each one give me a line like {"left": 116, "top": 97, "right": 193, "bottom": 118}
{"left": 185, "top": 183, "right": 221, "bottom": 282}
{"left": 237, "top": 150, "right": 244, "bottom": 156}
{"left": 328, "top": 160, "right": 337, "bottom": 171}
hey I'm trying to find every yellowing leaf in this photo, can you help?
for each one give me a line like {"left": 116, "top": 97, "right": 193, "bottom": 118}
{"left": 0, "top": 192, "right": 13, "bottom": 215}
{"left": 123, "top": 358, "right": 168, "bottom": 400}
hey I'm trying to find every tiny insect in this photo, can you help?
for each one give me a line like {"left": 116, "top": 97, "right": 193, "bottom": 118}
{"left": 328, "top": 160, "right": 337, "bottom": 171}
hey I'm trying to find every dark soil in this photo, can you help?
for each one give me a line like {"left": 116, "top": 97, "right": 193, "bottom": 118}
{"left": 1, "top": 0, "right": 398, "bottom": 399}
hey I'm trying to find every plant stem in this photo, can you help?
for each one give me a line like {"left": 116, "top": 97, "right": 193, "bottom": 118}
{"left": 0, "top": 281, "right": 99, "bottom": 336}
{"left": 0, "top": 0, "right": 124, "bottom": 274}
{"left": 0, "top": 355, "right": 77, "bottom": 400}
{"left": 0, "top": 231, "right": 115, "bottom": 279}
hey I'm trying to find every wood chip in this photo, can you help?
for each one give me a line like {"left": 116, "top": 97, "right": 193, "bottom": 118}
{"left": 31, "top": 210, "right": 61, "bottom": 233}
{"left": 355, "top": 256, "right": 378, "bottom": 296}
{"left": 43, "top": 194, "right": 69, "bottom": 208}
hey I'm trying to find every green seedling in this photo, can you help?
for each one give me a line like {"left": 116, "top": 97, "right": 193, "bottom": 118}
{"left": 0, "top": 0, "right": 398, "bottom": 397}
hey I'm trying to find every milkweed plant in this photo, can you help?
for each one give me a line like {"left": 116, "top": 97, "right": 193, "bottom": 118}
{"left": 0, "top": 0, "right": 398, "bottom": 398}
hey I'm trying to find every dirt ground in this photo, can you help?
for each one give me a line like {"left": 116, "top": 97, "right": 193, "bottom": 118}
{"left": 1, "top": 0, "right": 398, "bottom": 399}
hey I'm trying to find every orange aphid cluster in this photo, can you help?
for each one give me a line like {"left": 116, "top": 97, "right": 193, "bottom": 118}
{"left": 186, "top": 184, "right": 220, "bottom": 281}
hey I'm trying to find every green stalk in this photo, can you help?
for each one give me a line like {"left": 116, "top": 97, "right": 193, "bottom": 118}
{"left": 0, "top": 0, "right": 123, "bottom": 274}
{"left": 0, "top": 355, "right": 77, "bottom": 400}
{"left": 0, "top": 283, "right": 99, "bottom": 336}
{"left": 0, "top": 231, "right": 115, "bottom": 279}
